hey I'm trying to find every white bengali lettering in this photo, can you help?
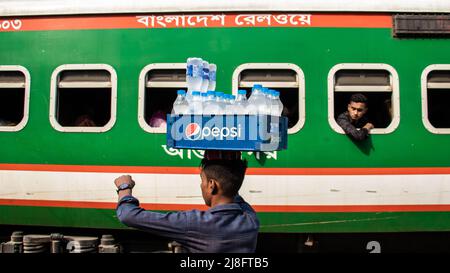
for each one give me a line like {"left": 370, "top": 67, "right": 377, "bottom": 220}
{"left": 161, "top": 145, "right": 184, "bottom": 159}
{"left": 235, "top": 14, "right": 311, "bottom": 27}
{"left": 165, "top": 15, "right": 186, "bottom": 27}
{"left": 137, "top": 14, "right": 227, "bottom": 28}
{"left": 136, "top": 16, "right": 150, "bottom": 27}
{"left": 210, "top": 14, "right": 226, "bottom": 25}
{"left": 256, "top": 15, "right": 272, "bottom": 26}
{"left": 235, "top": 14, "right": 256, "bottom": 26}
{"left": 273, "top": 15, "right": 288, "bottom": 25}
{"left": 0, "top": 19, "right": 22, "bottom": 31}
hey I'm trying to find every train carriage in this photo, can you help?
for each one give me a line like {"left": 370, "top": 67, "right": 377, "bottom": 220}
{"left": 1, "top": 0, "right": 450, "bottom": 252}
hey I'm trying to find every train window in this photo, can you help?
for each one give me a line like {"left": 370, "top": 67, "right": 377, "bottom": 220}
{"left": 422, "top": 65, "right": 450, "bottom": 134}
{"left": 138, "top": 63, "right": 187, "bottom": 133}
{"left": 49, "top": 64, "right": 117, "bottom": 132}
{"left": 328, "top": 63, "right": 400, "bottom": 135}
{"left": 0, "top": 66, "right": 30, "bottom": 132}
{"left": 232, "top": 63, "right": 305, "bottom": 134}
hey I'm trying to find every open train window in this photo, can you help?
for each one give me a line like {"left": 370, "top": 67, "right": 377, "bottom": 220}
{"left": 422, "top": 65, "right": 450, "bottom": 134}
{"left": 50, "top": 64, "right": 117, "bottom": 132}
{"left": 138, "top": 63, "right": 186, "bottom": 133}
{"left": 0, "top": 66, "right": 30, "bottom": 132}
{"left": 328, "top": 64, "right": 400, "bottom": 135}
{"left": 232, "top": 63, "right": 305, "bottom": 134}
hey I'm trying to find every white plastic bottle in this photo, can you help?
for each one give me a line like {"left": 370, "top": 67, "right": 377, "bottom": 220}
{"left": 268, "top": 89, "right": 277, "bottom": 116}
{"left": 203, "top": 91, "right": 220, "bottom": 115}
{"left": 224, "top": 94, "right": 235, "bottom": 115}
{"left": 273, "top": 90, "right": 284, "bottom": 117}
{"left": 261, "top": 87, "right": 271, "bottom": 115}
{"left": 172, "top": 90, "right": 189, "bottom": 115}
{"left": 234, "top": 89, "right": 249, "bottom": 115}
{"left": 208, "top": 63, "right": 217, "bottom": 91}
{"left": 247, "top": 84, "right": 268, "bottom": 115}
{"left": 189, "top": 91, "right": 203, "bottom": 114}
{"left": 200, "top": 60, "right": 210, "bottom": 93}
{"left": 215, "top": 91, "right": 225, "bottom": 114}
{"left": 201, "top": 92, "right": 207, "bottom": 103}
{"left": 186, "top": 58, "right": 203, "bottom": 99}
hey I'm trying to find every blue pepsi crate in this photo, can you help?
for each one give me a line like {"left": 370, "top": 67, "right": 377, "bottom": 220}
{"left": 166, "top": 114, "right": 288, "bottom": 151}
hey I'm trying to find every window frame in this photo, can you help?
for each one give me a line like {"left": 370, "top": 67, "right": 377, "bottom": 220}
{"left": 232, "top": 63, "right": 306, "bottom": 134}
{"left": 328, "top": 63, "right": 400, "bottom": 135}
{"left": 0, "top": 65, "right": 30, "bottom": 132}
{"left": 49, "top": 64, "right": 117, "bottom": 133}
{"left": 138, "top": 63, "right": 187, "bottom": 134}
{"left": 421, "top": 64, "right": 450, "bottom": 134}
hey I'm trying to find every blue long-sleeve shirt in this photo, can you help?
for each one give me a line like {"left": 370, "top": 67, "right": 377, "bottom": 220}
{"left": 116, "top": 195, "right": 259, "bottom": 253}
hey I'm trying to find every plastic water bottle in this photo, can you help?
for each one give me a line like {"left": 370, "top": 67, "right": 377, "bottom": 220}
{"left": 224, "top": 94, "right": 235, "bottom": 114}
{"left": 208, "top": 64, "right": 217, "bottom": 91}
{"left": 186, "top": 58, "right": 203, "bottom": 99}
{"left": 215, "top": 91, "right": 225, "bottom": 114}
{"left": 261, "top": 87, "right": 271, "bottom": 115}
{"left": 273, "top": 90, "right": 284, "bottom": 117}
{"left": 234, "top": 89, "right": 249, "bottom": 114}
{"left": 172, "top": 90, "right": 189, "bottom": 115}
{"left": 200, "top": 61, "right": 210, "bottom": 93}
{"left": 268, "top": 89, "right": 277, "bottom": 116}
{"left": 188, "top": 91, "right": 203, "bottom": 114}
{"left": 203, "top": 91, "right": 220, "bottom": 115}
{"left": 201, "top": 92, "right": 207, "bottom": 103}
{"left": 247, "top": 84, "right": 268, "bottom": 115}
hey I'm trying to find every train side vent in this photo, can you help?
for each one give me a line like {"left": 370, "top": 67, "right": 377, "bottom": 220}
{"left": 393, "top": 14, "right": 450, "bottom": 38}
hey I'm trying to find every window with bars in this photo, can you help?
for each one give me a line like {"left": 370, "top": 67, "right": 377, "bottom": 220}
{"left": 50, "top": 64, "right": 117, "bottom": 132}
{"left": 232, "top": 63, "right": 305, "bottom": 134}
{"left": 138, "top": 63, "right": 187, "bottom": 133}
{"left": 422, "top": 65, "right": 450, "bottom": 134}
{"left": 0, "top": 66, "right": 30, "bottom": 132}
{"left": 328, "top": 64, "right": 400, "bottom": 134}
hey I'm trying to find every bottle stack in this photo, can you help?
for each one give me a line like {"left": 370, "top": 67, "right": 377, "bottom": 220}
{"left": 172, "top": 57, "right": 283, "bottom": 116}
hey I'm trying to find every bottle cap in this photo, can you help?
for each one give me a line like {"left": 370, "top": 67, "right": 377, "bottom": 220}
{"left": 192, "top": 91, "right": 201, "bottom": 96}
{"left": 238, "top": 89, "right": 247, "bottom": 95}
{"left": 177, "top": 90, "right": 186, "bottom": 95}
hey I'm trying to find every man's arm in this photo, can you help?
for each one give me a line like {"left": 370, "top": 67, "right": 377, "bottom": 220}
{"left": 114, "top": 175, "right": 188, "bottom": 240}
{"left": 336, "top": 113, "right": 370, "bottom": 141}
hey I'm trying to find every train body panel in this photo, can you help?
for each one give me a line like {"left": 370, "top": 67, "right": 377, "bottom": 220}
{"left": 1, "top": 7, "right": 450, "bottom": 235}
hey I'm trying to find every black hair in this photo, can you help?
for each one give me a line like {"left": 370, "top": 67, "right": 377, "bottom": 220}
{"left": 349, "top": 93, "right": 368, "bottom": 105}
{"left": 200, "top": 158, "right": 248, "bottom": 198}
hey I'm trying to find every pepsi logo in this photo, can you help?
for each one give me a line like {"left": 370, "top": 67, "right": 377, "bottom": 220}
{"left": 185, "top": 123, "right": 201, "bottom": 140}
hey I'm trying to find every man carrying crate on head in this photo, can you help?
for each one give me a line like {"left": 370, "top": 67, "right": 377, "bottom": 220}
{"left": 114, "top": 150, "right": 259, "bottom": 253}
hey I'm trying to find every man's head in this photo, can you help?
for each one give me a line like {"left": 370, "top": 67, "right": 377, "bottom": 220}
{"left": 347, "top": 93, "right": 368, "bottom": 122}
{"left": 200, "top": 152, "right": 247, "bottom": 207}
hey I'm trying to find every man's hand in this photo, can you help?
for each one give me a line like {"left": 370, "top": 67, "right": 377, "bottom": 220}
{"left": 114, "top": 175, "right": 136, "bottom": 189}
{"left": 115, "top": 175, "right": 135, "bottom": 200}
{"left": 363, "top": 123, "right": 374, "bottom": 130}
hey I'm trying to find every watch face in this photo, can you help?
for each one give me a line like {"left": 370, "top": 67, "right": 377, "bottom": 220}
{"left": 119, "top": 183, "right": 130, "bottom": 190}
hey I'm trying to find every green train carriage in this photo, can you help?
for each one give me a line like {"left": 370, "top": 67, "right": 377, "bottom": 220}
{"left": 1, "top": 0, "right": 450, "bottom": 252}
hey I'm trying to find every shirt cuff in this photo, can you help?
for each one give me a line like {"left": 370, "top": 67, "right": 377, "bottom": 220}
{"left": 117, "top": 195, "right": 140, "bottom": 207}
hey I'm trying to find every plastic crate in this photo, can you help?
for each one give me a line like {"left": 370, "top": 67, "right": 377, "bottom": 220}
{"left": 166, "top": 114, "right": 288, "bottom": 151}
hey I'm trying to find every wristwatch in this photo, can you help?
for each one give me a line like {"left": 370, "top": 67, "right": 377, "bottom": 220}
{"left": 116, "top": 183, "right": 133, "bottom": 194}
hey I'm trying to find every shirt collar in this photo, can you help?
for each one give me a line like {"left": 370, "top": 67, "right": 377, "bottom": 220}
{"left": 208, "top": 202, "right": 243, "bottom": 213}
